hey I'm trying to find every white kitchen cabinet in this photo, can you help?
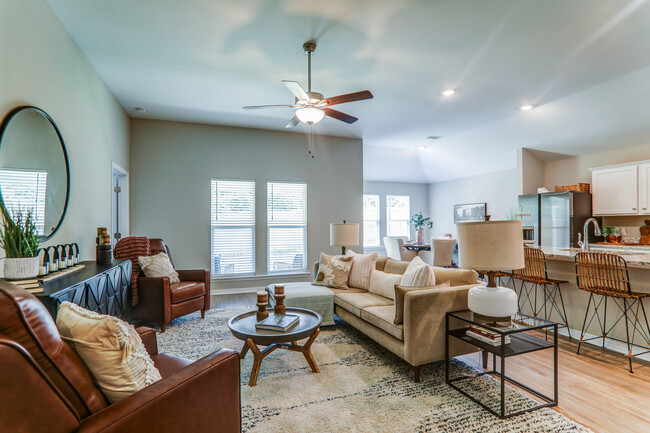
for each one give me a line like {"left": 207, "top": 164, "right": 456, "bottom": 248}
{"left": 592, "top": 165, "right": 638, "bottom": 215}
{"left": 639, "top": 163, "right": 650, "bottom": 214}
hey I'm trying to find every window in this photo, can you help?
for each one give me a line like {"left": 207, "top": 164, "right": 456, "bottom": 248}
{"left": 386, "top": 195, "right": 410, "bottom": 237}
{"left": 267, "top": 182, "right": 307, "bottom": 273}
{"left": 0, "top": 169, "right": 47, "bottom": 235}
{"left": 211, "top": 179, "right": 255, "bottom": 276}
{"left": 363, "top": 194, "right": 380, "bottom": 246}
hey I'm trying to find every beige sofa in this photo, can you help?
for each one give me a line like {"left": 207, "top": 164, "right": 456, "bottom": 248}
{"left": 314, "top": 256, "right": 482, "bottom": 382}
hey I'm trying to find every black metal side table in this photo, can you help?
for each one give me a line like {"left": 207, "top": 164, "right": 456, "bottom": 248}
{"left": 445, "top": 310, "right": 558, "bottom": 419}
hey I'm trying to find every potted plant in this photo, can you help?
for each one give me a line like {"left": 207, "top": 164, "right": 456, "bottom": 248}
{"left": 411, "top": 212, "right": 433, "bottom": 245}
{"left": 602, "top": 226, "right": 620, "bottom": 243}
{"left": 0, "top": 206, "right": 40, "bottom": 279}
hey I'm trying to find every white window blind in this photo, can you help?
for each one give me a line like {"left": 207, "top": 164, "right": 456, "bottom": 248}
{"left": 386, "top": 195, "right": 410, "bottom": 237}
{"left": 0, "top": 169, "right": 47, "bottom": 235}
{"left": 267, "top": 182, "right": 307, "bottom": 273}
{"left": 211, "top": 179, "right": 255, "bottom": 276}
{"left": 363, "top": 194, "right": 380, "bottom": 246}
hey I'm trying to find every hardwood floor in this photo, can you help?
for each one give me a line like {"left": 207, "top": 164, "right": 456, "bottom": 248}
{"left": 212, "top": 294, "right": 650, "bottom": 432}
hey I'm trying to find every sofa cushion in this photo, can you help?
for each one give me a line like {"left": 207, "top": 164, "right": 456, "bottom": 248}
{"left": 393, "top": 281, "right": 451, "bottom": 324}
{"left": 313, "top": 253, "right": 354, "bottom": 289}
{"left": 345, "top": 250, "right": 377, "bottom": 290}
{"left": 361, "top": 306, "right": 404, "bottom": 340}
{"left": 334, "top": 292, "right": 394, "bottom": 318}
{"left": 328, "top": 287, "right": 367, "bottom": 295}
{"left": 169, "top": 281, "right": 205, "bottom": 304}
{"left": 368, "top": 270, "right": 402, "bottom": 300}
{"left": 432, "top": 267, "right": 479, "bottom": 286}
{"left": 383, "top": 258, "right": 410, "bottom": 275}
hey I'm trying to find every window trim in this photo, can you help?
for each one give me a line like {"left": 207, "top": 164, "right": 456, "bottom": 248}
{"left": 386, "top": 194, "right": 411, "bottom": 238}
{"left": 363, "top": 194, "right": 381, "bottom": 247}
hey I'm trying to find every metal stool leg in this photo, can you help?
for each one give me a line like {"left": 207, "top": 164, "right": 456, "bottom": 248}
{"left": 622, "top": 298, "right": 633, "bottom": 373}
{"left": 577, "top": 293, "right": 594, "bottom": 355}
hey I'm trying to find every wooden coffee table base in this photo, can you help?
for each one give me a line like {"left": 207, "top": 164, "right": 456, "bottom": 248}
{"left": 240, "top": 327, "right": 321, "bottom": 386}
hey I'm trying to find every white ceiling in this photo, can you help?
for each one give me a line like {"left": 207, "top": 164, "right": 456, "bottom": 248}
{"left": 45, "top": 0, "right": 650, "bottom": 183}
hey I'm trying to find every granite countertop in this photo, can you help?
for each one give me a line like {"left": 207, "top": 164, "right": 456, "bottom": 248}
{"left": 540, "top": 247, "right": 650, "bottom": 268}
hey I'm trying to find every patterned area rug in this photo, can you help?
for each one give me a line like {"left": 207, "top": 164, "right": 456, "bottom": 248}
{"left": 157, "top": 307, "right": 591, "bottom": 433}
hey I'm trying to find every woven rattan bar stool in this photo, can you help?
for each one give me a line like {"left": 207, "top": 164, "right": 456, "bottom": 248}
{"left": 575, "top": 252, "right": 650, "bottom": 372}
{"left": 512, "top": 247, "right": 571, "bottom": 338}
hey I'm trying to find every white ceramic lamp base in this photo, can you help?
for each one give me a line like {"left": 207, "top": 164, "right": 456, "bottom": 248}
{"left": 468, "top": 285, "right": 518, "bottom": 322}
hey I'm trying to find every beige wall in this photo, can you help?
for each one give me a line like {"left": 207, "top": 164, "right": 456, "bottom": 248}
{"left": 517, "top": 148, "right": 545, "bottom": 195}
{"left": 0, "top": 0, "right": 129, "bottom": 261}
{"left": 130, "top": 119, "right": 363, "bottom": 290}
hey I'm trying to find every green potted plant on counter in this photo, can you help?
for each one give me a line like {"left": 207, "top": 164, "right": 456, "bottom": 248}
{"left": 0, "top": 204, "right": 40, "bottom": 280}
{"left": 411, "top": 212, "right": 433, "bottom": 245}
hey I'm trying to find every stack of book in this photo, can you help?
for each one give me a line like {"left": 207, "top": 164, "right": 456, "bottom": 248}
{"left": 466, "top": 325, "right": 511, "bottom": 346}
{"left": 255, "top": 313, "right": 300, "bottom": 332}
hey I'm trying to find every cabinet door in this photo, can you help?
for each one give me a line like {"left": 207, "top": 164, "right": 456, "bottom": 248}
{"left": 639, "top": 163, "right": 650, "bottom": 214}
{"left": 592, "top": 166, "right": 638, "bottom": 215}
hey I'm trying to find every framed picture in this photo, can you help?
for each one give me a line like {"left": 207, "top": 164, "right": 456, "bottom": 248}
{"left": 454, "top": 203, "right": 487, "bottom": 223}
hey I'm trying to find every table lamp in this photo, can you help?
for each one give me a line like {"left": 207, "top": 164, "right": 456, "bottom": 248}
{"left": 456, "top": 220, "right": 525, "bottom": 322}
{"left": 330, "top": 220, "right": 359, "bottom": 255}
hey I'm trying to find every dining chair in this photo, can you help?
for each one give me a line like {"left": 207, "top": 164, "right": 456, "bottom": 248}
{"left": 383, "top": 236, "right": 416, "bottom": 261}
{"left": 418, "top": 237, "right": 456, "bottom": 267}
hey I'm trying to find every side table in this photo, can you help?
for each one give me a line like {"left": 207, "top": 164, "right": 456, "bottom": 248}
{"left": 446, "top": 310, "right": 558, "bottom": 419}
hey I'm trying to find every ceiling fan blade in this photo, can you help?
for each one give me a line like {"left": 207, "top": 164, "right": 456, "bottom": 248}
{"left": 282, "top": 80, "right": 309, "bottom": 101}
{"left": 285, "top": 115, "right": 300, "bottom": 128}
{"left": 324, "top": 108, "right": 358, "bottom": 124}
{"left": 243, "top": 104, "right": 296, "bottom": 110}
{"left": 323, "top": 90, "right": 373, "bottom": 106}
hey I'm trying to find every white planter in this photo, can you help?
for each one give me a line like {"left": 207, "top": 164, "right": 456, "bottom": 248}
{"left": 4, "top": 257, "right": 40, "bottom": 280}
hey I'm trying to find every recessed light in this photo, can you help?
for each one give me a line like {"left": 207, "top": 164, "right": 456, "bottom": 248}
{"left": 134, "top": 107, "right": 147, "bottom": 113}
{"left": 418, "top": 146, "right": 427, "bottom": 150}
{"left": 519, "top": 104, "right": 534, "bottom": 111}
{"left": 441, "top": 89, "right": 456, "bottom": 96}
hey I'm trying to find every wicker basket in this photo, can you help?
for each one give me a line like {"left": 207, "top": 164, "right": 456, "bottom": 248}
{"left": 4, "top": 257, "right": 39, "bottom": 280}
{"left": 555, "top": 183, "right": 591, "bottom": 194}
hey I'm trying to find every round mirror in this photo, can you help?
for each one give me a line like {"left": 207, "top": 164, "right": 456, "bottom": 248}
{"left": 0, "top": 106, "right": 70, "bottom": 242}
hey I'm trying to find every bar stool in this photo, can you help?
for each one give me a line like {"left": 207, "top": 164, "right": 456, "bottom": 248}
{"left": 575, "top": 252, "right": 650, "bottom": 372}
{"left": 512, "top": 247, "right": 572, "bottom": 338}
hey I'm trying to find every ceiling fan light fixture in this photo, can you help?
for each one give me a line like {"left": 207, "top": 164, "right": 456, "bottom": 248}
{"left": 296, "top": 107, "right": 325, "bottom": 124}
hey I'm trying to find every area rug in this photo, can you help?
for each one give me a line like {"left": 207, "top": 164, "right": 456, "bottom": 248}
{"left": 156, "top": 307, "right": 592, "bottom": 433}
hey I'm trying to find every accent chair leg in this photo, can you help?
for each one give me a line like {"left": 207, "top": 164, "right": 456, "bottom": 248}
{"left": 161, "top": 323, "right": 166, "bottom": 333}
{"left": 201, "top": 309, "right": 206, "bottom": 319}
{"left": 413, "top": 365, "right": 421, "bottom": 383}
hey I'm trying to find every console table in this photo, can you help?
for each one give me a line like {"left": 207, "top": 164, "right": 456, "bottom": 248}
{"left": 36, "top": 260, "right": 132, "bottom": 320}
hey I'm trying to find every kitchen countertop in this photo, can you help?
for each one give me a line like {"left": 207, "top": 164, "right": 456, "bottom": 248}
{"left": 540, "top": 246, "right": 650, "bottom": 268}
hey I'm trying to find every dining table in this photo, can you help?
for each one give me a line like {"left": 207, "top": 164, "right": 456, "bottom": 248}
{"left": 403, "top": 242, "right": 431, "bottom": 251}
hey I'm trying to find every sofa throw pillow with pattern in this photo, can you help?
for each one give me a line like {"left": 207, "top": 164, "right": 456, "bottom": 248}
{"left": 393, "top": 281, "right": 451, "bottom": 324}
{"left": 138, "top": 252, "right": 180, "bottom": 284}
{"left": 345, "top": 250, "right": 378, "bottom": 290}
{"left": 56, "top": 302, "right": 162, "bottom": 404}
{"left": 400, "top": 256, "right": 436, "bottom": 287}
{"left": 313, "top": 252, "right": 354, "bottom": 289}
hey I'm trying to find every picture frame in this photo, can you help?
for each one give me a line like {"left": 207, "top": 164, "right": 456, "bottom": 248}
{"left": 453, "top": 203, "right": 487, "bottom": 223}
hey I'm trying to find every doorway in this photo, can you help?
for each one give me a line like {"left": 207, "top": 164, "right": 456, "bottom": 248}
{"left": 111, "top": 163, "right": 129, "bottom": 244}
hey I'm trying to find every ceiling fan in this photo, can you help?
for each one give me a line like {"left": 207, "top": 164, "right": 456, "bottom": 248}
{"left": 243, "top": 40, "right": 373, "bottom": 128}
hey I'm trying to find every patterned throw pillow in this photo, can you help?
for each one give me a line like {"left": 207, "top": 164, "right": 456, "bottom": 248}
{"left": 345, "top": 250, "right": 378, "bottom": 290}
{"left": 56, "top": 302, "right": 162, "bottom": 403}
{"left": 400, "top": 256, "right": 436, "bottom": 287}
{"left": 138, "top": 252, "right": 180, "bottom": 284}
{"left": 313, "top": 252, "right": 354, "bottom": 289}
{"left": 393, "top": 281, "right": 451, "bottom": 324}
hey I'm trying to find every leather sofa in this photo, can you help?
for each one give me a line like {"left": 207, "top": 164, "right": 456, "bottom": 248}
{"left": 0, "top": 282, "right": 240, "bottom": 433}
{"left": 133, "top": 238, "right": 210, "bottom": 331}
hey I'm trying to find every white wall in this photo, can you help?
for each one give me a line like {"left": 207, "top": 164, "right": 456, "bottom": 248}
{"left": 517, "top": 148, "right": 545, "bottom": 195}
{"left": 362, "top": 181, "right": 429, "bottom": 253}
{"left": 428, "top": 169, "right": 518, "bottom": 237}
{"left": 0, "top": 0, "right": 129, "bottom": 260}
{"left": 130, "top": 119, "right": 363, "bottom": 290}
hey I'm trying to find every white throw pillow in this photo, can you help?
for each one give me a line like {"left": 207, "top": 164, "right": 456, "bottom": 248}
{"left": 56, "top": 302, "right": 162, "bottom": 404}
{"left": 138, "top": 252, "right": 180, "bottom": 284}
{"left": 369, "top": 269, "right": 403, "bottom": 300}
{"left": 345, "top": 250, "right": 378, "bottom": 290}
{"left": 401, "top": 256, "right": 436, "bottom": 287}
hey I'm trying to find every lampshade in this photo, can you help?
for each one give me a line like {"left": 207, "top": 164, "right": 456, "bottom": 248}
{"left": 456, "top": 220, "right": 524, "bottom": 271}
{"left": 330, "top": 222, "right": 359, "bottom": 247}
{"left": 296, "top": 107, "right": 325, "bottom": 124}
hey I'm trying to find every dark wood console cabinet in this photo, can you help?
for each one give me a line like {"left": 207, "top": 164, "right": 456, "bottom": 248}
{"left": 36, "top": 260, "right": 132, "bottom": 319}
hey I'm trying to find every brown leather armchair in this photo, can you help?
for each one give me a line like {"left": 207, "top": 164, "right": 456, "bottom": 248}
{"left": 0, "top": 282, "right": 241, "bottom": 433}
{"left": 133, "top": 238, "right": 210, "bottom": 331}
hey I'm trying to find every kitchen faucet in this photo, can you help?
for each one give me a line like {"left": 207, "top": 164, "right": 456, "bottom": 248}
{"left": 577, "top": 218, "right": 601, "bottom": 251}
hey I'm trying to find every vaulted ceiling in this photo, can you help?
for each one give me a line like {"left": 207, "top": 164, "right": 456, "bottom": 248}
{"left": 45, "top": 0, "right": 650, "bottom": 183}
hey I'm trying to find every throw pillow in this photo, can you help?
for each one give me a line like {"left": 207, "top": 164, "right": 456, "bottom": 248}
{"left": 401, "top": 256, "right": 436, "bottom": 287}
{"left": 56, "top": 302, "right": 162, "bottom": 404}
{"left": 138, "top": 252, "right": 180, "bottom": 284}
{"left": 313, "top": 252, "right": 354, "bottom": 289}
{"left": 368, "top": 269, "right": 403, "bottom": 300}
{"left": 393, "top": 281, "right": 451, "bottom": 324}
{"left": 345, "top": 250, "right": 378, "bottom": 290}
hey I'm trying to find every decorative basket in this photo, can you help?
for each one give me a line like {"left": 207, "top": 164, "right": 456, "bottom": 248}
{"left": 555, "top": 183, "right": 591, "bottom": 194}
{"left": 4, "top": 256, "right": 40, "bottom": 280}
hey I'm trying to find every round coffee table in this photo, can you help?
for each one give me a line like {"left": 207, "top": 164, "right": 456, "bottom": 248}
{"left": 227, "top": 307, "right": 322, "bottom": 386}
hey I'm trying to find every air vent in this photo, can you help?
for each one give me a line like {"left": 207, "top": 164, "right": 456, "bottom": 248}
{"left": 427, "top": 135, "right": 441, "bottom": 140}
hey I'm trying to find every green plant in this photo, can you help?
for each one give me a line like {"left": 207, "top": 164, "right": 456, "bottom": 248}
{"left": 602, "top": 226, "right": 615, "bottom": 236}
{"left": 0, "top": 204, "right": 39, "bottom": 258}
{"left": 411, "top": 212, "right": 433, "bottom": 230}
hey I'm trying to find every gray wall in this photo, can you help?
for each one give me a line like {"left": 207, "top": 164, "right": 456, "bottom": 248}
{"left": 362, "top": 181, "right": 429, "bottom": 254}
{"left": 130, "top": 119, "right": 363, "bottom": 290}
{"left": 0, "top": 0, "right": 129, "bottom": 261}
{"left": 428, "top": 169, "right": 518, "bottom": 237}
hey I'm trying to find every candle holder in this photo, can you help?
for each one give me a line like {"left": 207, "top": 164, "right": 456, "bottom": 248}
{"left": 274, "top": 293, "right": 286, "bottom": 315}
{"left": 256, "top": 291, "right": 269, "bottom": 321}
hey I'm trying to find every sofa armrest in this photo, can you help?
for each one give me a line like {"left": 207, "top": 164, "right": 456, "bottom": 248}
{"left": 402, "top": 284, "right": 478, "bottom": 366}
{"left": 77, "top": 349, "right": 241, "bottom": 433}
{"left": 136, "top": 327, "right": 158, "bottom": 356}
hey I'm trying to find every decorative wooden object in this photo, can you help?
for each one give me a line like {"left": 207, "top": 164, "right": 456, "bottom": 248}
{"left": 273, "top": 292, "right": 286, "bottom": 315}
{"left": 256, "top": 292, "right": 269, "bottom": 321}
{"left": 640, "top": 220, "right": 650, "bottom": 245}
